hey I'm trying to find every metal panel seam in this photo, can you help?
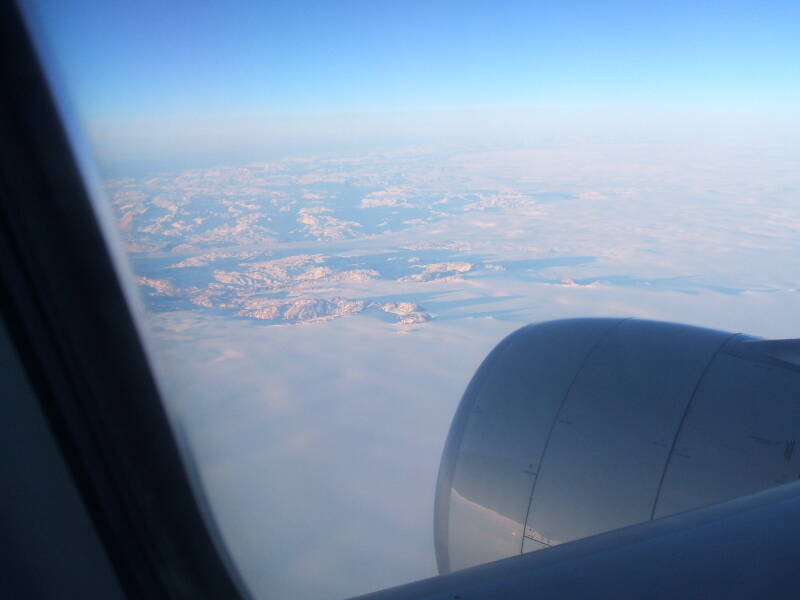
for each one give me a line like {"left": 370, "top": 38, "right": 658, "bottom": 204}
{"left": 648, "top": 332, "right": 742, "bottom": 520}
{"left": 518, "top": 317, "right": 629, "bottom": 553}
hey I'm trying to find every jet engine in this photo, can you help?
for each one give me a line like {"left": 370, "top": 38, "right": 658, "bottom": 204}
{"left": 435, "top": 318, "right": 800, "bottom": 573}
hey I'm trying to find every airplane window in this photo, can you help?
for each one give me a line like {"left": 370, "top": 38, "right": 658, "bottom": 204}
{"left": 19, "top": 1, "right": 800, "bottom": 598}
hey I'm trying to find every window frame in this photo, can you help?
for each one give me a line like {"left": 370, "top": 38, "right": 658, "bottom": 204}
{"left": 0, "top": 2, "right": 248, "bottom": 597}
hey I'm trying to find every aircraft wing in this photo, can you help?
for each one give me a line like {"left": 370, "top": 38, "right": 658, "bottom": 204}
{"left": 357, "top": 480, "right": 800, "bottom": 599}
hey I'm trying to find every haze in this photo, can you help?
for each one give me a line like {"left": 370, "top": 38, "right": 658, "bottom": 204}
{"left": 23, "top": 1, "right": 800, "bottom": 598}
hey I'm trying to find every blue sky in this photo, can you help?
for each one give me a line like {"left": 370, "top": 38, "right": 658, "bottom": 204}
{"left": 25, "top": 0, "right": 800, "bottom": 173}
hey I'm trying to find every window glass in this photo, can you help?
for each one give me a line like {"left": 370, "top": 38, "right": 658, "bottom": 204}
{"left": 22, "top": 1, "right": 800, "bottom": 598}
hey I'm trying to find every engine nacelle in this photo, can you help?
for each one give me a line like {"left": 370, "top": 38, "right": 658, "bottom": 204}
{"left": 434, "top": 318, "right": 800, "bottom": 573}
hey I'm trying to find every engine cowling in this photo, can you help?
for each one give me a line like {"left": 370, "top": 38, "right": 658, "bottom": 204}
{"left": 435, "top": 318, "right": 800, "bottom": 573}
